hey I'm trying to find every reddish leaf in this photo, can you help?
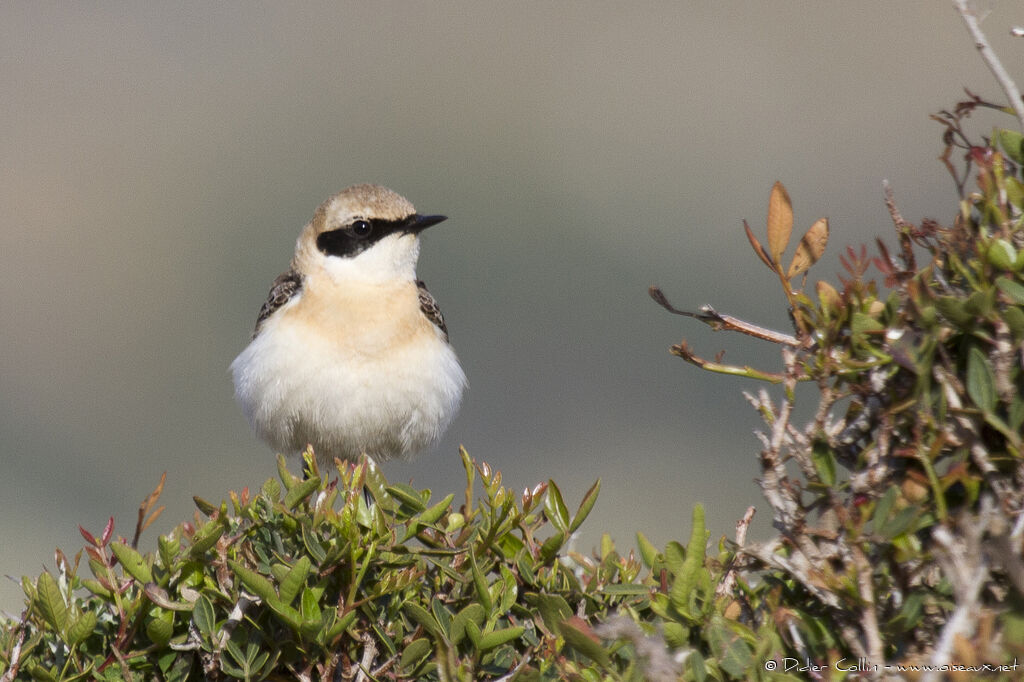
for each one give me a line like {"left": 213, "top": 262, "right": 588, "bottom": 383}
{"left": 79, "top": 525, "right": 98, "bottom": 547}
{"left": 100, "top": 517, "right": 115, "bottom": 546}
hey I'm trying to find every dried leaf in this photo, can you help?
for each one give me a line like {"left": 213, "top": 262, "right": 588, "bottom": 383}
{"left": 766, "top": 181, "right": 793, "bottom": 265}
{"left": 816, "top": 280, "right": 841, "bottom": 310}
{"left": 743, "top": 219, "right": 774, "bottom": 270}
{"left": 787, "top": 218, "right": 829, "bottom": 279}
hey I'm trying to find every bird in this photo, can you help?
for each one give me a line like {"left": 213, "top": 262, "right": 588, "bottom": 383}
{"left": 230, "top": 184, "right": 466, "bottom": 467}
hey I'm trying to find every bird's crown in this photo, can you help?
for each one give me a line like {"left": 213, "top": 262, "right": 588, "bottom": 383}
{"left": 311, "top": 184, "right": 416, "bottom": 233}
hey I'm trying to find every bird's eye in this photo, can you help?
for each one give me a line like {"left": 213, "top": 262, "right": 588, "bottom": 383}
{"left": 352, "top": 219, "right": 372, "bottom": 237}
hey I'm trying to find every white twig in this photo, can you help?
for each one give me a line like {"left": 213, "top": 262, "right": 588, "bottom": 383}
{"left": 0, "top": 610, "right": 28, "bottom": 682}
{"left": 715, "top": 506, "right": 756, "bottom": 599}
{"left": 354, "top": 632, "right": 378, "bottom": 682}
{"left": 952, "top": 0, "right": 1024, "bottom": 130}
{"left": 924, "top": 499, "right": 995, "bottom": 680}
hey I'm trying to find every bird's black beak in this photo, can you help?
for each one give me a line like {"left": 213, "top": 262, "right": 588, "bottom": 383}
{"left": 406, "top": 214, "right": 448, "bottom": 234}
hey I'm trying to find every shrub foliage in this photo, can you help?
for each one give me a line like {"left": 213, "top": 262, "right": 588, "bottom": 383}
{"left": 5, "top": 92, "right": 1024, "bottom": 682}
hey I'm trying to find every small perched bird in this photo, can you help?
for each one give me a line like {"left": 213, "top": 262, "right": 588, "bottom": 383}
{"left": 231, "top": 184, "right": 466, "bottom": 466}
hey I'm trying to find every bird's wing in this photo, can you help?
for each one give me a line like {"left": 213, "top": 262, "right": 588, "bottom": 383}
{"left": 253, "top": 269, "right": 303, "bottom": 336}
{"left": 416, "top": 279, "right": 449, "bottom": 341}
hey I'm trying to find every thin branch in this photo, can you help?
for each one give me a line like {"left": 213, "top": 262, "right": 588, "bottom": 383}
{"left": 354, "top": 632, "right": 377, "bottom": 682}
{"left": 0, "top": 610, "right": 28, "bottom": 682}
{"left": 715, "top": 506, "right": 756, "bottom": 599}
{"left": 952, "top": 0, "right": 1024, "bottom": 130}
{"left": 650, "top": 286, "right": 801, "bottom": 346}
{"left": 669, "top": 340, "right": 789, "bottom": 383}
{"left": 850, "top": 545, "right": 885, "bottom": 666}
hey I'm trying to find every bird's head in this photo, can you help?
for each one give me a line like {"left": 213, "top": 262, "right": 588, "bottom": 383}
{"left": 294, "top": 184, "right": 447, "bottom": 282}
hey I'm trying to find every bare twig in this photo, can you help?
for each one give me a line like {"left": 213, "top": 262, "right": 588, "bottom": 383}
{"left": 650, "top": 286, "right": 801, "bottom": 346}
{"left": 670, "top": 340, "right": 789, "bottom": 383}
{"left": 952, "top": 0, "right": 1024, "bottom": 130}
{"left": 353, "top": 632, "right": 377, "bottom": 682}
{"left": 218, "top": 592, "right": 255, "bottom": 651}
{"left": 715, "top": 506, "right": 756, "bottom": 599}
{"left": 924, "top": 499, "right": 996, "bottom": 681}
{"left": 850, "top": 545, "right": 885, "bottom": 666}
{"left": 0, "top": 610, "right": 28, "bottom": 682}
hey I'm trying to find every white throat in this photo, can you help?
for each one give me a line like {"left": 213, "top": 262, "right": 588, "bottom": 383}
{"left": 316, "top": 232, "right": 421, "bottom": 284}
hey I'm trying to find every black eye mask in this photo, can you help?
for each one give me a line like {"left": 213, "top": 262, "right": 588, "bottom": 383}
{"left": 316, "top": 214, "right": 447, "bottom": 258}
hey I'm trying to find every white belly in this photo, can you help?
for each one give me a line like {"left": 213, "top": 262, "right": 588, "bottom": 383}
{"left": 231, "top": 315, "right": 466, "bottom": 464}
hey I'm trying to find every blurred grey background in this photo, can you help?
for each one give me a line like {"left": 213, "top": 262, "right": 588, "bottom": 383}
{"left": 2, "top": 2, "right": 1020, "bottom": 612}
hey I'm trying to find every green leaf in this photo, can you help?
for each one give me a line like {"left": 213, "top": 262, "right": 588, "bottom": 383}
{"left": 192, "top": 495, "right": 217, "bottom": 516}
{"left": 872, "top": 487, "right": 897, "bottom": 536}
{"left": 400, "top": 637, "right": 432, "bottom": 670}
{"left": 539, "top": 531, "right": 566, "bottom": 563}
{"left": 1007, "top": 177, "right": 1024, "bottom": 211}
{"left": 560, "top": 618, "right": 611, "bottom": 668}
{"left": 110, "top": 542, "right": 153, "bottom": 584}
{"left": 284, "top": 476, "right": 320, "bottom": 510}
{"left": 996, "top": 277, "right": 1024, "bottom": 305}
{"left": 145, "top": 610, "right": 173, "bottom": 648}
{"left": 229, "top": 561, "right": 277, "bottom": 603}
{"left": 188, "top": 520, "right": 224, "bottom": 557}
{"left": 964, "top": 289, "right": 995, "bottom": 317}
{"left": 451, "top": 603, "right": 486, "bottom": 645}
{"left": 478, "top": 625, "right": 524, "bottom": 651}
{"left": 990, "top": 240, "right": 1018, "bottom": 270}
{"left": 35, "top": 572, "right": 68, "bottom": 635}
{"left": 82, "top": 578, "right": 113, "bottom": 599}
{"left": 635, "top": 531, "right": 659, "bottom": 569}
{"left": 663, "top": 620, "right": 688, "bottom": 649}
{"left": 687, "top": 648, "right": 708, "bottom": 682}
{"left": 192, "top": 593, "right": 216, "bottom": 638}
{"left": 879, "top": 506, "right": 919, "bottom": 539}
{"left": 276, "top": 453, "right": 300, "bottom": 490}
{"left": 469, "top": 551, "right": 493, "bottom": 613}
{"left": 157, "top": 534, "right": 180, "bottom": 570}
{"left": 935, "top": 295, "right": 974, "bottom": 328}
{"left": 1010, "top": 397, "right": 1024, "bottom": 432}
{"left": 707, "top": 616, "right": 753, "bottom": 679}
{"left": 851, "top": 311, "right": 885, "bottom": 344}
{"left": 544, "top": 480, "right": 570, "bottom": 534}
{"left": 66, "top": 611, "right": 97, "bottom": 647}
{"left": 387, "top": 483, "right": 427, "bottom": 511}
{"left": 569, "top": 479, "right": 600, "bottom": 533}
{"left": 404, "top": 602, "right": 446, "bottom": 641}
{"left": 266, "top": 598, "right": 303, "bottom": 631}
{"left": 1005, "top": 306, "right": 1024, "bottom": 339}
{"left": 323, "top": 608, "right": 358, "bottom": 642}
{"left": 664, "top": 541, "right": 686, "bottom": 578}
{"left": 670, "top": 505, "right": 707, "bottom": 615}
{"left": 967, "top": 345, "right": 996, "bottom": 413}
{"left": 524, "top": 592, "right": 572, "bottom": 634}
{"left": 300, "top": 586, "right": 322, "bottom": 624}
{"left": 419, "top": 493, "right": 454, "bottom": 524}
{"left": 998, "top": 128, "right": 1024, "bottom": 164}
{"left": 278, "top": 555, "right": 312, "bottom": 605}
{"left": 600, "top": 584, "right": 650, "bottom": 596}
{"left": 261, "top": 476, "right": 282, "bottom": 501}
{"left": 811, "top": 440, "right": 836, "bottom": 486}
{"left": 464, "top": 619, "right": 482, "bottom": 648}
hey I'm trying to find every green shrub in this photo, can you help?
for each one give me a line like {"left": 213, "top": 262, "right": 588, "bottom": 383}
{"left": 5, "top": 18, "right": 1024, "bottom": 681}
